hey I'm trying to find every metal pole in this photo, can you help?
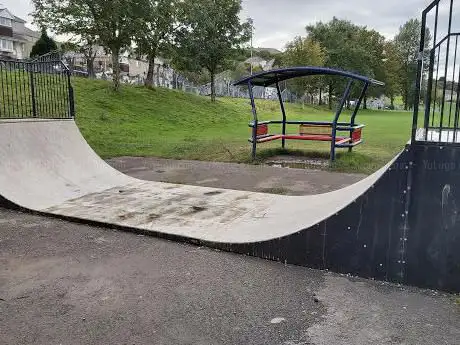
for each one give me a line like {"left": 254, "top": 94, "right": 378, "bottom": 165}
{"left": 438, "top": 0, "right": 454, "bottom": 141}
{"left": 331, "top": 79, "right": 353, "bottom": 162}
{"left": 348, "top": 82, "right": 368, "bottom": 152}
{"left": 248, "top": 81, "right": 258, "bottom": 160}
{"left": 411, "top": 9, "right": 428, "bottom": 142}
{"left": 423, "top": 50, "right": 435, "bottom": 140}
{"left": 30, "top": 70, "right": 37, "bottom": 118}
{"left": 68, "top": 71, "right": 75, "bottom": 118}
{"left": 276, "top": 81, "right": 287, "bottom": 149}
{"left": 248, "top": 18, "right": 254, "bottom": 75}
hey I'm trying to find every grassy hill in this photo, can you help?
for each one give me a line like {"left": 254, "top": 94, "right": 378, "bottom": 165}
{"left": 73, "top": 78, "right": 412, "bottom": 174}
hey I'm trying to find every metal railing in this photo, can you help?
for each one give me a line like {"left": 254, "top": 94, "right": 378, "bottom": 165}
{"left": 413, "top": 0, "right": 460, "bottom": 143}
{"left": 0, "top": 58, "right": 75, "bottom": 119}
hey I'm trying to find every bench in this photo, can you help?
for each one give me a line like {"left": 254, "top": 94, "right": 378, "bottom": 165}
{"left": 249, "top": 122, "right": 364, "bottom": 148}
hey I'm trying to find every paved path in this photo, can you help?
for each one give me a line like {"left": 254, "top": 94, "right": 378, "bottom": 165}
{"left": 1, "top": 209, "right": 459, "bottom": 345}
{"left": 107, "top": 157, "right": 366, "bottom": 196}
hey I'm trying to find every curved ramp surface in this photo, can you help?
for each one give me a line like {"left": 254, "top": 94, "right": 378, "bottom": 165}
{"left": 0, "top": 119, "right": 396, "bottom": 244}
{"left": 8, "top": 119, "right": 447, "bottom": 291}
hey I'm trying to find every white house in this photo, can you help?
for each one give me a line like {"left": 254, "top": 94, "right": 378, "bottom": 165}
{"left": 0, "top": 5, "right": 40, "bottom": 59}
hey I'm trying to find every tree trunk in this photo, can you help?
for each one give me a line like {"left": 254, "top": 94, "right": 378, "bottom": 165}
{"left": 319, "top": 88, "right": 322, "bottom": 105}
{"left": 364, "top": 94, "right": 368, "bottom": 109}
{"left": 328, "top": 83, "right": 333, "bottom": 110}
{"left": 145, "top": 54, "right": 155, "bottom": 87}
{"left": 210, "top": 72, "right": 216, "bottom": 102}
{"left": 390, "top": 95, "right": 394, "bottom": 108}
{"left": 111, "top": 48, "right": 120, "bottom": 91}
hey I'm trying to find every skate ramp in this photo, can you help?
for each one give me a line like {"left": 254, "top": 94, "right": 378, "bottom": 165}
{"left": 0, "top": 119, "right": 398, "bottom": 244}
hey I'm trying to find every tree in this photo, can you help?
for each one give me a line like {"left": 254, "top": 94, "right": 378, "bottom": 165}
{"left": 30, "top": 28, "right": 57, "bottom": 57}
{"left": 134, "top": 0, "right": 182, "bottom": 87}
{"left": 32, "top": 0, "right": 139, "bottom": 90}
{"left": 394, "top": 18, "right": 431, "bottom": 110}
{"left": 282, "top": 36, "right": 326, "bottom": 103}
{"left": 382, "top": 41, "right": 402, "bottom": 108}
{"left": 306, "top": 18, "right": 378, "bottom": 108}
{"left": 175, "top": 0, "right": 251, "bottom": 102}
{"left": 61, "top": 36, "right": 100, "bottom": 78}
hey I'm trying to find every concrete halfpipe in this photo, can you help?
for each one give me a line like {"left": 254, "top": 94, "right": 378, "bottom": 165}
{"left": 1, "top": 118, "right": 459, "bottom": 292}
{"left": 1, "top": 0, "right": 459, "bottom": 293}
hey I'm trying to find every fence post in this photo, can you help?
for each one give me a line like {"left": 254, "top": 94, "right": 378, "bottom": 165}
{"left": 67, "top": 71, "right": 75, "bottom": 118}
{"left": 30, "top": 68, "right": 37, "bottom": 118}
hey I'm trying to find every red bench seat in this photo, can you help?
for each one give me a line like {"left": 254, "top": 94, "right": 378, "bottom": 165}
{"left": 249, "top": 123, "right": 363, "bottom": 146}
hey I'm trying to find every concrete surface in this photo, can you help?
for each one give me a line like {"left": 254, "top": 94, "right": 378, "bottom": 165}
{"left": 106, "top": 157, "right": 365, "bottom": 196}
{"left": 0, "top": 119, "right": 393, "bottom": 243}
{"left": 1, "top": 208, "right": 459, "bottom": 345}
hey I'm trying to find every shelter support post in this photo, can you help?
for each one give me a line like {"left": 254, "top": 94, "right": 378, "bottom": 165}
{"left": 276, "top": 82, "right": 287, "bottom": 149}
{"left": 349, "top": 82, "right": 369, "bottom": 152}
{"left": 248, "top": 82, "right": 258, "bottom": 160}
{"left": 331, "top": 79, "right": 354, "bottom": 162}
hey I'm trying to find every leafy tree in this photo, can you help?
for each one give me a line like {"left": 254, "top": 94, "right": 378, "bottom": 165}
{"left": 174, "top": 0, "right": 251, "bottom": 102}
{"left": 306, "top": 19, "right": 387, "bottom": 109}
{"left": 32, "top": 0, "right": 140, "bottom": 90}
{"left": 282, "top": 36, "right": 326, "bottom": 103}
{"left": 394, "top": 18, "right": 431, "bottom": 110}
{"left": 134, "top": 0, "right": 183, "bottom": 87}
{"left": 30, "top": 28, "right": 57, "bottom": 57}
{"left": 358, "top": 28, "right": 386, "bottom": 107}
{"left": 382, "top": 41, "right": 402, "bottom": 108}
{"left": 61, "top": 36, "right": 100, "bottom": 78}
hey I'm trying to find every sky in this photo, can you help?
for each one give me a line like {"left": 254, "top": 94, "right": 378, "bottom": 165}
{"left": 1, "top": 0, "right": 457, "bottom": 51}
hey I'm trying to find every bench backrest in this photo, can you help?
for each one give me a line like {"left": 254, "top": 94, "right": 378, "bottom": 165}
{"left": 352, "top": 128, "right": 363, "bottom": 143}
{"left": 255, "top": 124, "right": 268, "bottom": 136}
{"left": 299, "top": 124, "right": 332, "bottom": 136}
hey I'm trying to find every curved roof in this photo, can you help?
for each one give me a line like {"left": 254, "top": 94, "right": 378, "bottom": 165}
{"left": 233, "top": 66, "right": 385, "bottom": 87}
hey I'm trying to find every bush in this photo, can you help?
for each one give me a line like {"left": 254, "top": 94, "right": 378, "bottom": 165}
{"left": 30, "top": 29, "right": 58, "bottom": 58}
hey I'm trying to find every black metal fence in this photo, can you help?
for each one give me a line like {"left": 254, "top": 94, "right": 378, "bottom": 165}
{"left": 0, "top": 58, "right": 75, "bottom": 119}
{"left": 412, "top": 0, "right": 460, "bottom": 143}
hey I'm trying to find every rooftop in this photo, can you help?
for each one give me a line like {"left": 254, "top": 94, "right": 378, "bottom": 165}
{"left": 234, "top": 66, "right": 385, "bottom": 87}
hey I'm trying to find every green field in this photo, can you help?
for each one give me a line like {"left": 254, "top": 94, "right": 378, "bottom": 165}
{"left": 70, "top": 78, "right": 413, "bottom": 174}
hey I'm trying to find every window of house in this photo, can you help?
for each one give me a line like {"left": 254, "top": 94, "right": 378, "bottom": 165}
{"left": 0, "top": 17, "right": 12, "bottom": 27}
{"left": 0, "top": 39, "right": 13, "bottom": 51}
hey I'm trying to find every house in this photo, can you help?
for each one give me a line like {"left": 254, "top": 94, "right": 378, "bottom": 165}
{"left": 0, "top": 4, "right": 40, "bottom": 59}
{"left": 244, "top": 56, "right": 275, "bottom": 72}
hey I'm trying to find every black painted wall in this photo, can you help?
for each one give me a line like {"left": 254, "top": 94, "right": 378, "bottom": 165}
{"left": 219, "top": 145, "right": 460, "bottom": 292}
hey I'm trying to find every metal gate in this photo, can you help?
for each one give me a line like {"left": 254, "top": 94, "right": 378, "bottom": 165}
{"left": 0, "top": 58, "right": 75, "bottom": 119}
{"left": 412, "top": 0, "right": 460, "bottom": 142}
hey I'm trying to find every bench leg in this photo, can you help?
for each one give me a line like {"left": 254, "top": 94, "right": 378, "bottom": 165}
{"left": 330, "top": 141, "right": 336, "bottom": 162}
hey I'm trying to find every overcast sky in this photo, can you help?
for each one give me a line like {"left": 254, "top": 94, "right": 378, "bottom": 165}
{"left": 1, "top": 0, "right": 457, "bottom": 50}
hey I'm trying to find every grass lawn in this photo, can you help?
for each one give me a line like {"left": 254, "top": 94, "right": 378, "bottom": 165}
{"left": 73, "top": 77, "right": 413, "bottom": 174}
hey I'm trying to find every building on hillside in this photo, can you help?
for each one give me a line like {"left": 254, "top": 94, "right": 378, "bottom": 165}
{"left": 63, "top": 47, "right": 181, "bottom": 88}
{"left": 244, "top": 56, "right": 276, "bottom": 72}
{"left": 0, "top": 4, "right": 40, "bottom": 59}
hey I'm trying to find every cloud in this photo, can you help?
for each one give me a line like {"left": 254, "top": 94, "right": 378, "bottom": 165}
{"left": 1, "top": 0, "right": 36, "bottom": 28}
{"left": 2, "top": 0, "right": 457, "bottom": 50}
{"left": 240, "top": 0, "right": 445, "bottom": 50}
